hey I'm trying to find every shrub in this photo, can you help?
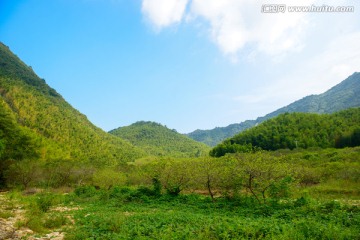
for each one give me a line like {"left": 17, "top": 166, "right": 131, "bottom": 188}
{"left": 43, "top": 213, "right": 68, "bottom": 228}
{"left": 26, "top": 216, "right": 45, "bottom": 233}
{"left": 109, "top": 186, "right": 132, "bottom": 199}
{"left": 319, "top": 200, "right": 341, "bottom": 213}
{"left": 269, "top": 176, "right": 294, "bottom": 200}
{"left": 35, "top": 192, "right": 56, "bottom": 212}
{"left": 74, "top": 186, "right": 97, "bottom": 198}
{"left": 92, "top": 169, "right": 127, "bottom": 190}
{"left": 293, "top": 196, "right": 313, "bottom": 207}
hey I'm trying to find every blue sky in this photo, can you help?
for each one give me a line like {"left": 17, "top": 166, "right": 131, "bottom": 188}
{"left": 1, "top": 0, "right": 359, "bottom": 133}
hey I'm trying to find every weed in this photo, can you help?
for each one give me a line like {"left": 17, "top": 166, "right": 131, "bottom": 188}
{"left": 62, "top": 189, "right": 360, "bottom": 239}
{"left": 26, "top": 216, "right": 45, "bottom": 233}
{"left": 0, "top": 210, "right": 14, "bottom": 218}
{"left": 15, "top": 220, "right": 26, "bottom": 228}
{"left": 35, "top": 192, "right": 56, "bottom": 212}
{"left": 43, "top": 213, "right": 69, "bottom": 228}
{"left": 74, "top": 186, "right": 98, "bottom": 198}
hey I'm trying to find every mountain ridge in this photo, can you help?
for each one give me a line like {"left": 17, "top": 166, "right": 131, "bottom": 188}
{"left": 187, "top": 72, "right": 360, "bottom": 146}
{"left": 0, "top": 42, "right": 146, "bottom": 166}
{"left": 210, "top": 108, "right": 360, "bottom": 157}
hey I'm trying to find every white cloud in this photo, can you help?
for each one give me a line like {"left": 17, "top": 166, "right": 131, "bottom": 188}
{"left": 233, "top": 31, "right": 360, "bottom": 115}
{"left": 141, "top": 0, "right": 189, "bottom": 29}
{"left": 190, "top": 0, "right": 315, "bottom": 58}
{"left": 142, "top": 0, "right": 317, "bottom": 58}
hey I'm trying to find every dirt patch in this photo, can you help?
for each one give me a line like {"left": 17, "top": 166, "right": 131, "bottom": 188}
{"left": 0, "top": 193, "right": 67, "bottom": 240}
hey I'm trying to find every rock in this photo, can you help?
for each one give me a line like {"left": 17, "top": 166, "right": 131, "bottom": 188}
{"left": 0, "top": 223, "right": 15, "bottom": 240}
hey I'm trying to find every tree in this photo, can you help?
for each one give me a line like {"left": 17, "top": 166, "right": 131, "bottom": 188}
{"left": 226, "top": 152, "right": 293, "bottom": 204}
{"left": 4, "top": 159, "right": 42, "bottom": 189}
{"left": 211, "top": 109, "right": 360, "bottom": 155}
{"left": 335, "top": 128, "right": 360, "bottom": 148}
{"left": 92, "top": 168, "right": 127, "bottom": 190}
{"left": 190, "top": 157, "right": 224, "bottom": 200}
{"left": 160, "top": 158, "right": 192, "bottom": 196}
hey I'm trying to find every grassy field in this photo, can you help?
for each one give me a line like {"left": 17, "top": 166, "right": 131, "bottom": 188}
{"left": 1, "top": 185, "right": 359, "bottom": 240}
{"left": 1, "top": 147, "right": 359, "bottom": 239}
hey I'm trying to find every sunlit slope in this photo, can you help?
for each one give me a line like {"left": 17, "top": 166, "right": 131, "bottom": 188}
{"left": 210, "top": 108, "right": 360, "bottom": 157}
{"left": 110, "top": 121, "right": 210, "bottom": 157}
{"left": 0, "top": 42, "right": 145, "bottom": 165}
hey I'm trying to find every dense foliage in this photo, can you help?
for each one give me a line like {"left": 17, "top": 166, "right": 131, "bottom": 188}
{"left": 188, "top": 72, "right": 360, "bottom": 146}
{"left": 65, "top": 190, "right": 360, "bottom": 240}
{"left": 110, "top": 121, "right": 210, "bottom": 157}
{"left": 0, "top": 44, "right": 60, "bottom": 98}
{"left": 2, "top": 147, "right": 359, "bottom": 239}
{"left": 335, "top": 128, "right": 360, "bottom": 148}
{"left": 210, "top": 108, "right": 360, "bottom": 157}
{"left": 0, "top": 100, "right": 43, "bottom": 187}
{"left": 0, "top": 101, "right": 40, "bottom": 161}
{"left": 5, "top": 146, "right": 359, "bottom": 201}
{"left": 0, "top": 42, "right": 147, "bottom": 187}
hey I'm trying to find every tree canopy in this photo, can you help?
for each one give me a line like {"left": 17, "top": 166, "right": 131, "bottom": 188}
{"left": 210, "top": 108, "right": 360, "bottom": 157}
{"left": 110, "top": 121, "right": 210, "bottom": 158}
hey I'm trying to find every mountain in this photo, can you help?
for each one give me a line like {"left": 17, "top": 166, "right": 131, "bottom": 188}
{"left": 187, "top": 72, "right": 360, "bottom": 146}
{"left": 187, "top": 120, "right": 256, "bottom": 147}
{"left": 256, "top": 72, "right": 360, "bottom": 121}
{"left": 0, "top": 42, "right": 145, "bottom": 167}
{"left": 109, "top": 121, "right": 210, "bottom": 157}
{"left": 210, "top": 108, "right": 360, "bottom": 157}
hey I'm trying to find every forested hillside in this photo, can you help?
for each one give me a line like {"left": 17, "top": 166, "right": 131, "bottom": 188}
{"left": 210, "top": 108, "right": 360, "bottom": 157}
{"left": 0, "top": 43, "right": 145, "bottom": 171}
{"left": 188, "top": 72, "right": 360, "bottom": 146}
{"left": 257, "top": 72, "right": 360, "bottom": 121}
{"left": 109, "top": 121, "right": 210, "bottom": 157}
{"left": 187, "top": 120, "right": 256, "bottom": 147}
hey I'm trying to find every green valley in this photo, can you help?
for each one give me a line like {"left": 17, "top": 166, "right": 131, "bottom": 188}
{"left": 0, "top": 42, "right": 359, "bottom": 240}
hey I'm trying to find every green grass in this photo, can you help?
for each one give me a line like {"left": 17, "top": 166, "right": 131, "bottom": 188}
{"left": 0, "top": 210, "right": 14, "bottom": 218}
{"left": 63, "top": 188, "right": 360, "bottom": 240}
{"left": 3, "top": 185, "right": 360, "bottom": 239}
{"left": 2, "top": 146, "right": 359, "bottom": 239}
{"left": 2, "top": 191, "right": 70, "bottom": 234}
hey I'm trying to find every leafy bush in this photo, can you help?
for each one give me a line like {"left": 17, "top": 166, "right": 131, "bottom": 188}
{"left": 26, "top": 216, "right": 45, "bottom": 233}
{"left": 109, "top": 186, "right": 132, "bottom": 199}
{"left": 269, "top": 176, "right": 293, "bottom": 200}
{"left": 43, "top": 213, "right": 69, "bottom": 228}
{"left": 319, "top": 200, "right": 341, "bottom": 213}
{"left": 294, "top": 196, "right": 311, "bottom": 207}
{"left": 74, "top": 186, "right": 98, "bottom": 198}
{"left": 92, "top": 169, "right": 127, "bottom": 190}
{"left": 35, "top": 192, "right": 56, "bottom": 212}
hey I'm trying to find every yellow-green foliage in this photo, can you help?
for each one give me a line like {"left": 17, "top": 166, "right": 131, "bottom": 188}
{"left": 92, "top": 168, "right": 127, "bottom": 189}
{"left": 109, "top": 121, "right": 210, "bottom": 157}
{"left": 130, "top": 147, "right": 360, "bottom": 200}
{"left": 0, "top": 43, "right": 146, "bottom": 169}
